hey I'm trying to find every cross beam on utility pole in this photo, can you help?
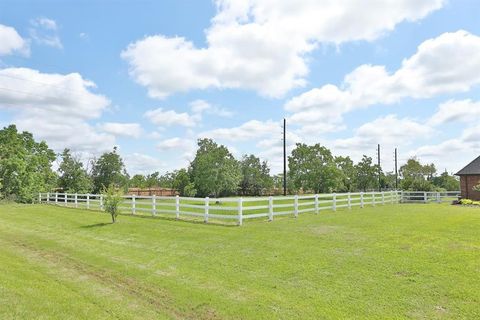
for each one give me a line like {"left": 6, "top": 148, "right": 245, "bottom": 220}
{"left": 283, "top": 118, "right": 287, "bottom": 196}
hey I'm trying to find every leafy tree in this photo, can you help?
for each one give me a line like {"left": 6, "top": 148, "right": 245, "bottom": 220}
{"left": 102, "top": 184, "right": 123, "bottom": 223}
{"left": 189, "top": 139, "right": 241, "bottom": 197}
{"left": 145, "top": 172, "right": 160, "bottom": 187}
{"left": 158, "top": 171, "right": 176, "bottom": 189}
{"left": 239, "top": 154, "right": 273, "bottom": 196}
{"left": 129, "top": 174, "right": 147, "bottom": 188}
{"left": 173, "top": 169, "right": 191, "bottom": 196}
{"left": 0, "top": 125, "right": 56, "bottom": 202}
{"left": 58, "top": 148, "right": 92, "bottom": 193}
{"left": 335, "top": 156, "right": 356, "bottom": 192}
{"left": 183, "top": 182, "right": 197, "bottom": 197}
{"left": 432, "top": 171, "right": 459, "bottom": 191}
{"left": 91, "top": 147, "right": 128, "bottom": 193}
{"left": 288, "top": 143, "right": 342, "bottom": 193}
{"left": 400, "top": 158, "right": 436, "bottom": 191}
{"left": 355, "top": 155, "right": 380, "bottom": 192}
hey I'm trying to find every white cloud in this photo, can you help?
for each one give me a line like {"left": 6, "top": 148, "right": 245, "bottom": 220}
{"left": 157, "top": 137, "right": 195, "bottom": 151}
{"left": 122, "top": 0, "right": 443, "bottom": 98}
{"left": 199, "top": 119, "right": 280, "bottom": 141}
{"left": 0, "top": 24, "right": 29, "bottom": 56}
{"left": 123, "top": 153, "right": 165, "bottom": 175}
{"left": 0, "top": 67, "right": 113, "bottom": 152}
{"left": 190, "top": 99, "right": 233, "bottom": 118}
{"left": 333, "top": 115, "right": 433, "bottom": 165}
{"left": 99, "top": 122, "right": 143, "bottom": 138}
{"left": 144, "top": 108, "right": 197, "bottom": 127}
{"left": 285, "top": 30, "right": 480, "bottom": 132}
{"left": 29, "top": 17, "right": 62, "bottom": 49}
{"left": 428, "top": 99, "right": 480, "bottom": 126}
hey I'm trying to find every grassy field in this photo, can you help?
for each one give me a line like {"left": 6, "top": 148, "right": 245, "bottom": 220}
{"left": 0, "top": 203, "right": 478, "bottom": 319}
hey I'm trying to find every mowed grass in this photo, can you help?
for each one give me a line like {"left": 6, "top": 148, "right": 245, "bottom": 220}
{"left": 0, "top": 203, "right": 479, "bottom": 319}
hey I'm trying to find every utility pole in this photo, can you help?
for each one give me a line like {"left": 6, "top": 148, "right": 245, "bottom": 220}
{"left": 283, "top": 118, "right": 287, "bottom": 196}
{"left": 377, "top": 144, "right": 381, "bottom": 191}
{"left": 395, "top": 148, "right": 398, "bottom": 190}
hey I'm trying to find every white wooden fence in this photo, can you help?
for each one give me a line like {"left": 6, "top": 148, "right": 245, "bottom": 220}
{"left": 37, "top": 190, "right": 459, "bottom": 225}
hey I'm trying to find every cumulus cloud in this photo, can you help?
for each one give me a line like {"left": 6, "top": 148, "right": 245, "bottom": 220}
{"left": 122, "top": 0, "right": 443, "bottom": 98}
{"left": 157, "top": 137, "right": 195, "bottom": 151}
{"left": 286, "top": 30, "right": 480, "bottom": 132}
{"left": 0, "top": 67, "right": 113, "bottom": 152}
{"left": 123, "top": 153, "right": 166, "bottom": 175}
{"left": 144, "top": 108, "right": 197, "bottom": 127}
{"left": 199, "top": 119, "right": 280, "bottom": 141}
{"left": 0, "top": 24, "right": 29, "bottom": 56}
{"left": 428, "top": 99, "right": 480, "bottom": 126}
{"left": 99, "top": 122, "right": 143, "bottom": 138}
{"left": 29, "top": 17, "right": 62, "bottom": 49}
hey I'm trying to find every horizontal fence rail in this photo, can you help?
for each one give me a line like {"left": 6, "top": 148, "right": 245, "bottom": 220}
{"left": 37, "top": 190, "right": 459, "bottom": 225}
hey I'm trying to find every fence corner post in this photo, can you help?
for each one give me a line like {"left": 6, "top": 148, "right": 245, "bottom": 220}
{"left": 314, "top": 194, "right": 319, "bottom": 214}
{"left": 268, "top": 196, "right": 273, "bottom": 221}
{"left": 175, "top": 195, "right": 180, "bottom": 219}
{"left": 333, "top": 193, "right": 337, "bottom": 211}
{"left": 360, "top": 192, "right": 364, "bottom": 208}
{"left": 152, "top": 195, "right": 156, "bottom": 216}
{"left": 294, "top": 195, "right": 299, "bottom": 218}
{"left": 204, "top": 197, "right": 209, "bottom": 223}
{"left": 238, "top": 197, "right": 243, "bottom": 226}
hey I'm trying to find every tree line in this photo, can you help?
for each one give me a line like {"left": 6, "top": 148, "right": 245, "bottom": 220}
{"left": 0, "top": 125, "right": 459, "bottom": 202}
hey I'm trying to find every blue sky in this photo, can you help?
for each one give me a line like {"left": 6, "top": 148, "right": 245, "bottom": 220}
{"left": 0, "top": 0, "right": 479, "bottom": 175}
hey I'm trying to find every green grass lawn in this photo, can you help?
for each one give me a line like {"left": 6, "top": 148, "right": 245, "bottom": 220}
{"left": 0, "top": 203, "right": 478, "bottom": 319}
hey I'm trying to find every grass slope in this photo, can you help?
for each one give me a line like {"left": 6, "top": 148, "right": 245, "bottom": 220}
{"left": 0, "top": 203, "right": 479, "bottom": 319}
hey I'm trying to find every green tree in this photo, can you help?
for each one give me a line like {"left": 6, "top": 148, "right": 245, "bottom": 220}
{"left": 145, "top": 172, "right": 160, "bottom": 187}
{"left": 335, "top": 156, "right": 356, "bottom": 192}
{"left": 432, "top": 171, "right": 459, "bottom": 191}
{"left": 158, "top": 171, "right": 176, "bottom": 189}
{"left": 355, "top": 155, "right": 380, "bottom": 192}
{"left": 288, "top": 143, "right": 342, "bottom": 193}
{"left": 239, "top": 154, "right": 273, "bottom": 196}
{"left": 400, "top": 158, "right": 436, "bottom": 191}
{"left": 189, "top": 139, "right": 241, "bottom": 197}
{"left": 173, "top": 169, "right": 191, "bottom": 196}
{"left": 91, "top": 147, "right": 128, "bottom": 193}
{"left": 58, "top": 148, "right": 92, "bottom": 193}
{"left": 129, "top": 174, "right": 147, "bottom": 188}
{"left": 183, "top": 182, "right": 197, "bottom": 197}
{"left": 102, "top": 184, "right": 123, "bottom": 223}
{"left": 0, "top": 125, "right": 56, "bottom": 202}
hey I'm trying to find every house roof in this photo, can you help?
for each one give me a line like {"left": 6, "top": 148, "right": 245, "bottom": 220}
{"left": 455, "top": 155, "right": 480, "bottom": 175}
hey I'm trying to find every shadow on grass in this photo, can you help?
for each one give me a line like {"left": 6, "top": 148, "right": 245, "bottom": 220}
{"left": 80, "top": 222, "right": 112, "bottom": 228}
{"left": 128, "top": 214, "right": 239, "bottom": 228}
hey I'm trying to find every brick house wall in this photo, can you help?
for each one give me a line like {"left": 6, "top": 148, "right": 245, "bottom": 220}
{"left": 460, "top": 175, "right": 480, "bottom": 200}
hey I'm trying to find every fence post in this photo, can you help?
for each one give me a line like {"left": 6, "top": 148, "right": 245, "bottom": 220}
{"left": 268, "top": 196, "right": 273, "bottom": 221}
{"left": 400, "top": 190, "right": 404, "bottom": 203}
{"left": 391, "top": 191, "right": 394, "bottom": 204}
{"left": 175, "top": 195, "right": 180, "bottom": 219}
{"left": 423, "top": 191, "right": 427, "bottom": 204}
{"left": 314, "top": 194, "right": 319, "bottom": 214}
{"left": 132, "top": 195, "right": 136, "bottom": 215}
{"left": 64, "top": 193, "right": 67, "bottom": 206}
{"left": 74, "top": 193, "right": 78, "bottom": 208}
{"left": 347, "top": 193, "right": 351, "bottom": 210}
{"left": 100, "top": 195, "right": 104, "bottom": 211}
{"left": 86, "top": 194, "right": 90, "bottom": 209}
{"left": 55, "top": 192, "right": 58, "bottom": 204}
{"left": 47, "top": 192, "right": 50, "bottom": 204}
{"left": 437, "top": 192, "right": 441, "bottom": 203}
{"left": 381, "top": 191, "right": 385, "bottom": 205}
{"left": 333, "top": 193, "right": 337, "bottom": 211}
{"left": 38, "top": 193, "right": 41, "bottom": 204}
{"left": 360, "top": 192, "right": 364, "bottom": 208}
{"left": 238, "top": 198, "right": 243, "bottom": 226}
{"left": 204, "top": 197, "right": 209, "bottom": 223}
{"left": 294, "top": 195, "right": 298, "bottom": 218}
{"left": 372, "top": 192, "right": 376, "bottom": 206}
{"left": 152, "top": 195, "right": 156, "bottom": 216}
